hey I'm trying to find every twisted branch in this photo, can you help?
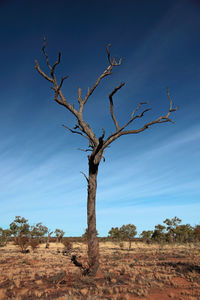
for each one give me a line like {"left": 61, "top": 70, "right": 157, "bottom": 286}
{"left": 120, "top": 89, "right": 178, "bottom": 133}
{"left": 35, "top": 39, "right": 177, "bottom": 161}
{"left": 109, "top": 82, "right": 125, "bottom": 131}
{"left": 103, "top": 88, "right": 177, "bottom": 150}
{"left": 62, "top": 124, "right": 88, "bottom": 139}
{"left": 106, "top": 44, "right": 123, "bottom": 66}
{"left": 83, "top": 45, "right": 123, "bottom": 106}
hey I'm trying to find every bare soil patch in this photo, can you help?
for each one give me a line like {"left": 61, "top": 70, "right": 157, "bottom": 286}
{"left": 0, "top": 242, "right": 199, "bottom": 299}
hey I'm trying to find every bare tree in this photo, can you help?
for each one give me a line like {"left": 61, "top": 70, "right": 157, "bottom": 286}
{"left": 35, "top": 39, "right": 177, "bottom": 276}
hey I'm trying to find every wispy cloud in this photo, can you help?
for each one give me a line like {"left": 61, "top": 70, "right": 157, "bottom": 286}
{"left": 97, "top": 201, "right": 200, "bottom": 236}
{"left": 97, "top": 124, "right": 200, "bottom": 204}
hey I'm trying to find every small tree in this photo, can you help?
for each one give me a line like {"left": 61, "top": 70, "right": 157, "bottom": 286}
{"left": 120, "top": 224, "right": 137, "bottom": 250}
{"left": 163, "top": 217, "right": 182, "bottom": 243}
{"left": 30, "top": 222, "right": 48, "bottom": 239}
{"left": 140, "top": 230, "right": 153, "bottom": 244}
{"left": 0, "top": 228, "right": 11, "bottom": 247}
{"left": 175, "top": 224, "right": 194, "bottom": 243}
{"left": 35, "top": 39, "right": 177, "bottom": 275}
{"left": 9, "top": 216, "right": 30, "bottom": 252}
{"left": 152, "top": 224, "right": 166, "bottom": 244}
{"left": 194, "top": 225, "right": 200, "bottom": 242}
{"left": 10, "top": 216, "right": 30, "bottom": 238}
{"left": 108, "top": 227, "right": 122, "bottom": 243}
{"left": 29, "top": 222, "right": 48, "bottom": 251}
{"left": 54, "top": 229, "right": 65, "bottom": 243}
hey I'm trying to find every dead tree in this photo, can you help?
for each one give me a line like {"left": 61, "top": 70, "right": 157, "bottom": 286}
{"left": 35, "top": 39, "right": 177, "bottom": 276}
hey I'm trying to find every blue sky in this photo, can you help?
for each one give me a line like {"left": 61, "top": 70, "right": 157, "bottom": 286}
{"left": 0, "top": 0, "right": 200, "bottom": 236}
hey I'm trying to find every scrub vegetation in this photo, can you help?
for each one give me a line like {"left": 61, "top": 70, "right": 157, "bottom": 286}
{"left": 0, "top": 216, "right": 200, "bottom": 298}
{"left": 0, "top": 215, "right": 200, "bottom": 299}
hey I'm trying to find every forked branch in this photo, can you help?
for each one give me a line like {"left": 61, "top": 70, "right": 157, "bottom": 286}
{"left": 109, "top": 82, "right": 125, "bottom": 131}
{"left": 103, "top": 88, "right": 177, "bottom": 149}
{"left": 35, "top": 39, "right": 99, "bottom": 147}
{"left": 35, "top": 39, "right": 177, "bottom": 158}
{"left": 83, "top": 44, "right": 123, "bottom": 106}
{"left": 122, "top": 88, "right": 178, "bottom": 133}
{"left": 62, "top": 124, "right": 88, "bottom": 139}
{"left": 106, "top": 44, "right": 123, "bottom": 66}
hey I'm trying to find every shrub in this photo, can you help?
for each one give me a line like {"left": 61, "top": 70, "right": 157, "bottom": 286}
{"left": 54, "top": 229, "right": 65, "bottom": 243}
{"left": 0, "top": 228, "right": 10, "bottom": 247}
{"left": 15, "top": 235, "right": 29, "bottom": 253}
{"left": 62, "top": 239, "right": 72, "bottom": 251}
{"left": 29, "top": 238, "right": 40, "bottom": 251}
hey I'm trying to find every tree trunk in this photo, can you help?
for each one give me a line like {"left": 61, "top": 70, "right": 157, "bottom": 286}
{"left": 129, "top": 239, "right": 132, "bottom": 250}
{"left": 87, "top": 155, "right": 100, "bottom": 276}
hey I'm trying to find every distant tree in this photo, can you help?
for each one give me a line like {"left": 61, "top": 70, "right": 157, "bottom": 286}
{"left": 10, "top": 216, "right": 30, "bottom": 241}
{"left": 54, "top": 229, "right": 65, "bottom": 243}
{"left": 194, "top": 225, "right": 200, "bottom": 242}
{"left": 30, "top": 223, "right": 48, "bottom": 240}
{"left": 29, "top": 222, "right": 48, "bottom": 250}
{"left": 120, "top": 224, "right": 137, "bottom": 250}
{"left": 175, "top": 224, "right": 194, "bottom": 243}
{"left": 152, "top": 224, "right": 166, "bottom": 243}
{"left": 0, "top": 227, "right": 11, "bottom": 247}
{"left": 9, "top": 216, "right": 30, "bottom": 252}
{"left": 108, "top": 227, "right": 122, "bottom": 242}
{"left": 35, "top": 39, "right": 177, "bottom": 275}
{"left": 140, "top": 230, "right": 153, "bottom": 244}
{"left": 163, "top": 217, "right": 182, "bottom": 243}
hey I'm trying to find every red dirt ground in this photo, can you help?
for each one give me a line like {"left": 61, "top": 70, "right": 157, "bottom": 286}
{"left": 0, "top": 242, "right": 199, "bottom": 299}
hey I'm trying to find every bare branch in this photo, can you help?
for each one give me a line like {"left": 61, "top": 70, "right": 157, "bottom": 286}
{"left": 166, "top": 87, "right": 178, "bottom": 116}
{"left": 83, "top": 70, "right": 111, "bottom": 105}
{"left": 35, "top": 60, "right": 54, "bottom": 83}
{"left": 111, "top": 102, "right": 151, "bottom": 135}
{"left": 83, "top": 45, "right": 123, "bottom": 106}
{"left": 100, "top": 128, "right": 105, "bottom": 139}
{"left": 36, "top": 39, "right": 108, "bottom": 156}
{"left": 42, "top": 37, "right": 61, "bottom": 77}
{"left": 131, "top": 102, "right": 149, "bottom": 119}
{"left": 42, "top": 37, "right": 51, "bottom": 70}
{"left": 62, "top": 124, "right": 88, "bottom": 139}
{"left": 80, "top": 171, "right": 89, "bottom": 183}
{"left": 103, "top": 88, "right": 177, "bottom": 150}
{"left": 120, "top": 88, "right": 177, "bottom": 135}
{"left": 121, "top": 106, "right": 152, "bottom": 132}
{"left": 106, "top": 44, "right": 123, "bottom": 66}
{"left": 78, "top": 148, "right": 92, "bottom": 152}
{"left": 51, "top": 52, "right": 61, "bottom": 76}
{"left": 35, "top": 40, "right": 76, "bottom": 116}
{"left": 109, "top": 82, "right": 125, "bottom": 131}
{"left": 106, "top": 44, "right": 112, "bottom": 65}
{"left": 78, "top": 88, "right": 83, "bottom": 105}
{"left": 59, "top": 76, "right": 68, "bottom": 89}
{"left": 54, "top": 76, "right": 69, "bottom": 99}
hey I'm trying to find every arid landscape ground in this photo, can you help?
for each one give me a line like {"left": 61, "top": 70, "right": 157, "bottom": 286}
{"left": 0, "top": 241, "right": 200, "bottom": 299}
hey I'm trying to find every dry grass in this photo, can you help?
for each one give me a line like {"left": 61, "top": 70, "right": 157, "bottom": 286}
{"left": 0, "top": 241, "right": 199, "bottom": 299}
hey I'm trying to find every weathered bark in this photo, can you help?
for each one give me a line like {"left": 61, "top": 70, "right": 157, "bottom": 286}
{"left": 35, "top": 40, "right": 177, "bottom": 277}
{"left": 87, "top": 155, "right": 100, "bottom": 276}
